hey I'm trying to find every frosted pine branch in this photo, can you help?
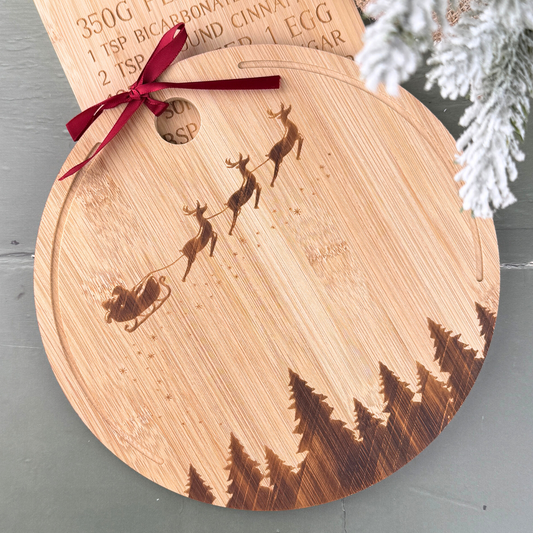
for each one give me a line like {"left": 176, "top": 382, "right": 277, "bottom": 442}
{"left": 356, "top": 0, "right": 452, "bottom": 95}
{"left": 427, "top": 6, "right": 533, "bottom": 216}
{"left": 357, "top": 0, "right": 533, "bottom": 217}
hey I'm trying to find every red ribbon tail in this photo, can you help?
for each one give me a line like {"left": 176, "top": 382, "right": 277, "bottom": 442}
{"left": 59, "top": 100, "right": 142, "bottom": 181}
{"left": 66, "top": 93, "right": 129, "bottom": 141}
{"left": 144, "top": 76, "right": 281, "bottom": 96}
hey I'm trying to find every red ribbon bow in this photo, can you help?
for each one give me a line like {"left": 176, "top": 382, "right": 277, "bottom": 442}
{"left": 60, "top": 23, "right": 280, "bottom": 180}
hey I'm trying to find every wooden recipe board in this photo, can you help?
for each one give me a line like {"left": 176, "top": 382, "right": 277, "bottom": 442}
{"left": 34, "top": 0, "right": 364, "bottom": 109}
{"left": 33, "top": 0, "right": 499, "bottom": 512}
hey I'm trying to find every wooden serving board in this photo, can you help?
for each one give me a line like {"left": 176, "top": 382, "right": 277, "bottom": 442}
{"left": 35, "top": 45, "right": 499, "bottom": 509}
{"left": 33, "top": 0, "right": 365, "bottom": 110}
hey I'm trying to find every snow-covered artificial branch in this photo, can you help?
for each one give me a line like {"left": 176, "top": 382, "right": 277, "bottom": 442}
{"left": 357, "top": 0, "right": 455, "bottom": 95}
{"left": 357, "top": 0, "right": 533, "bottom": 217}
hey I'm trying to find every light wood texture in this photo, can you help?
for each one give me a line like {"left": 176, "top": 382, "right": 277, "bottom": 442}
{"left": 34, "top": 45, "right": 499, "bottom": 509}
{"left": 33, "top": 0, "right": 365, "bottom": 110}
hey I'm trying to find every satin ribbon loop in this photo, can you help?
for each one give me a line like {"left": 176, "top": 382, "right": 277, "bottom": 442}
{"left": 60, "top": 23, "right": 280, "bottom": 180}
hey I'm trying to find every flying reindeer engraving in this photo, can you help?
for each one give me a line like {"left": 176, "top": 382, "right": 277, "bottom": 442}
{"left": 224, "top": 153, "right": 262, "bottom": 235}
{"left": 101, "top": 106, "right": 305, "bottom": 334}
{"left": 180, "top": 201, "right": 218, "bottom": 282}
{"left": 102, "top": 275, "right": 171, "bottom": 333}
{"left": 261, "top": 103, "right": 304, "bottom": 187}
{"left": 102, "top": 201, "right": 218, "bottom": 332}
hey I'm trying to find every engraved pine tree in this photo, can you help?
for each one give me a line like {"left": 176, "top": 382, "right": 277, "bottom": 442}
{"left": 225, "top": 433, "right": 269, "bottom": 510}
{"left": 264, "top": 446, "right": 300, "bottom": 510}
{"left": 353, "top": 398, "right": 388, "bottom": 486}
{"left": 428, "top": 318, "right": 484, "bottom": 410}
{"left": 186, "top": 465, "right": 216, "bottom": 505}
{"left": 476, "top": 302, "right": 497, "bottom": 357}
{"left": 288, "top": 369, "right": 362, "bottom": 507}
{"left": 379, "top": 362, "right": 419, "bottom": 470}
{"left": 414, "top": 362, "right": 452, "bottom": 449}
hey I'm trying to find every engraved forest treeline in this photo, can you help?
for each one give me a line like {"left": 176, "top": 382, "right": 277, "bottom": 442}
{"left": 102, "top": 104, "right": 302, "bottom": 332}
{"left": 184, "top": 304, "right": 496, "bottom": 509}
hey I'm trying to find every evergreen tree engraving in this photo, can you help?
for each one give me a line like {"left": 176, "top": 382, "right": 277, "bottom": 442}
{"left": 288, "top": 369, "right": 362, "bottom": 507}
{"left": 193, "top": 334, "right": 490, "bottom": 510}
{"left": 353, "top": 398, "right": 388, "bottom": 486}
{"left": 415, "top": 362, "right": 452, "bottom": 449}
{"left": 264, "top": 446, "right": 300, "bottom": 510}
{"left": 379, "top": 362, "right": 419, "bottom": 470}
{"left": 186, "top": 465, "right": 216, "bottom": 505}
{"left": 428, "top": 318, "right": 483, "bottom": 410}
{"left": 476, "top": 302, "right": 496, "bottom": 357}
{"left": 225, "top": 433, "right": 268, "bottom": 510}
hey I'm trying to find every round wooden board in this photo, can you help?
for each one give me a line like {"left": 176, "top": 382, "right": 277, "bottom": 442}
{"left": 35, "top": 45, "right": 499, "bottom": 510}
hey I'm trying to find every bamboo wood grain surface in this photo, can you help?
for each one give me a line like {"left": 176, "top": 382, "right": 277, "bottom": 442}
{"left": 34, "top": 45, "right": 499, "bottom": 509}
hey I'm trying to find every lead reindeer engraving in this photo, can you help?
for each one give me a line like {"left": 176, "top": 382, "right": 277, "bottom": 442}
{"left": 180, "top": 201, "right": 218, "bottom": 281}
{"left": 224, "top": 154, "right": 262, "bottom": 235}
{"left": 264, "top": 103, "right": 304, "bottom": 187}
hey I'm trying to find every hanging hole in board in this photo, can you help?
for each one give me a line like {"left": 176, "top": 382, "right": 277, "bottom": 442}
{"left": 156, "top": 98, "right": 201, "bottom": 145}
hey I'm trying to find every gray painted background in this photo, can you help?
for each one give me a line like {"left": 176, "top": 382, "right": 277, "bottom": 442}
{"left": 2, "top": 2, "right": 532, "bottom": 531}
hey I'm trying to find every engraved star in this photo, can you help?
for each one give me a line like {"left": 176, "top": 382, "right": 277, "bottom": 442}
{"left": 150, "top": 335, "right": 156, "bottom": 340}
{"left": 119, "top": 368, "right": 127, "bottom": 374}
{"left": 196, "top": 303, "right": 203, "bottom": 310}
{"left": 239, "top": 237, "right": 247, "bottom": 244}
{"left": 165, "top": 394, "right": 172, "bottom": 401}
{"left": 147, "top": 354, "right": 155, "bottom": 359}
{"left": 294, "top": 208, "right": 301, "bottom": 215}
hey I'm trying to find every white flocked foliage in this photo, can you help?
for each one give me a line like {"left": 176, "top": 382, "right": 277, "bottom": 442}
{"left": 357, "top": 0, "right": 533, "bottom": 217}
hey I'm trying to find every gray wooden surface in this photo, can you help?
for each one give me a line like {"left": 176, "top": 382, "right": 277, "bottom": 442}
{"left": 1, "top": 2, "right": 532, "bottom": 531}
